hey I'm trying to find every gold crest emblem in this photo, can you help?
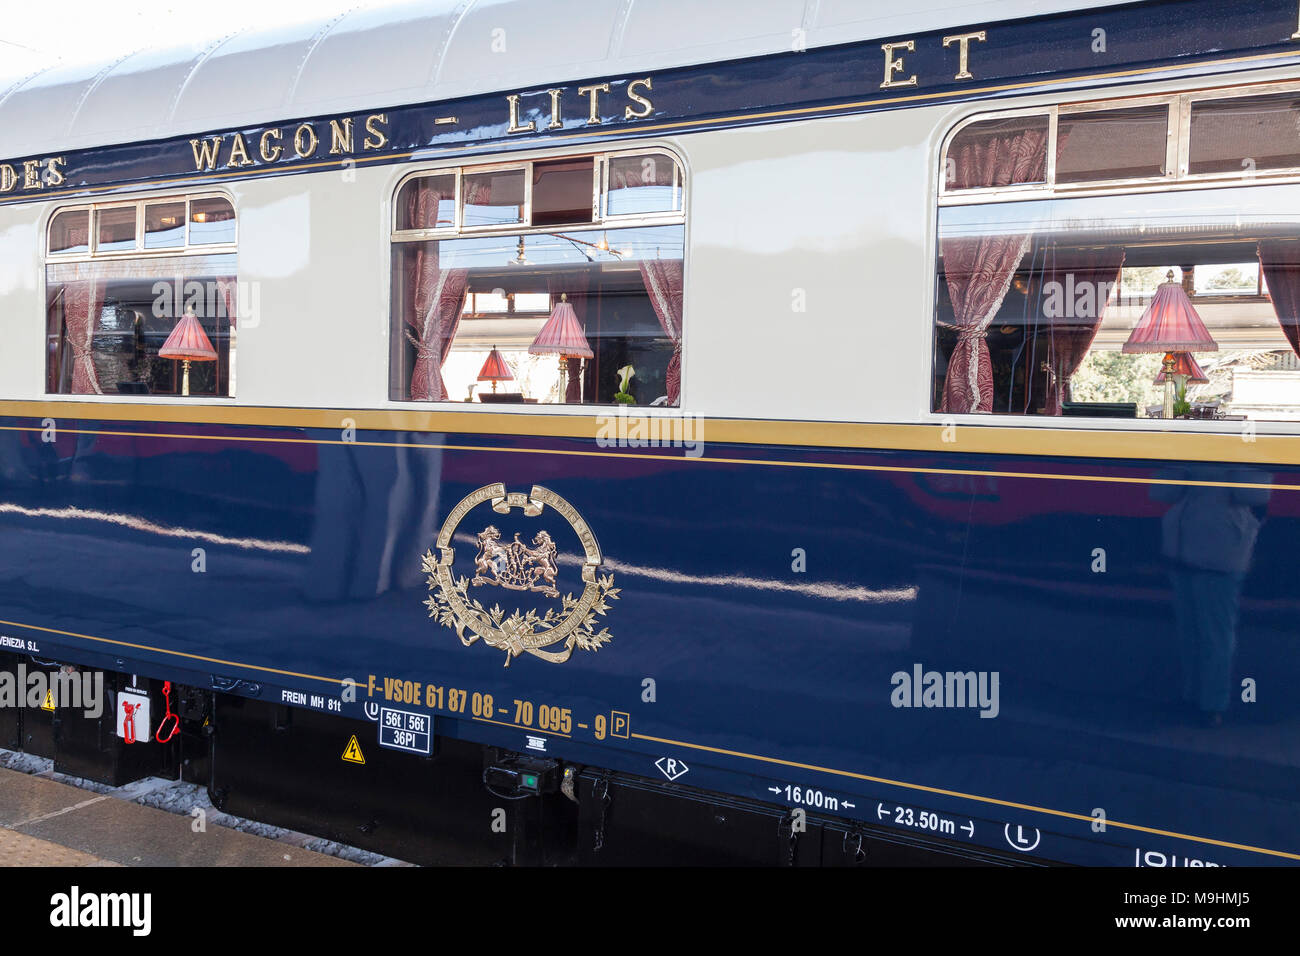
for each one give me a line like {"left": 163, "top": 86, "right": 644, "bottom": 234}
{"left": 423, "top": 483, "right": 619, "bottom": 666}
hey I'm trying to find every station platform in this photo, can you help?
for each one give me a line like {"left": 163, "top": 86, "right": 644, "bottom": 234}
{"left": 0, "top": 767, "right": 357, "bottom": 867}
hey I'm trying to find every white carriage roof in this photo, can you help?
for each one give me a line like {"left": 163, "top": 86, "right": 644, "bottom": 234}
{"left": 0, "top": 0, "right": 1139, "bottom": 158}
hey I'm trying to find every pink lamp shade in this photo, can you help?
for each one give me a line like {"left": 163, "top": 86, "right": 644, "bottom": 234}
{"left": 529, "top": 294, "right": 593, "bottom": 359}
{"left": 1122, "top": 272, "right": 1219, "bottom": 354}
{"left": 158, "top": 311, "right": 217, "bottom": 361}
{"left": 477, "top": 347, "right": 514, "bottom": 383}
{"left": 1154, "top": 351, "right": 1210, "bottom": 384}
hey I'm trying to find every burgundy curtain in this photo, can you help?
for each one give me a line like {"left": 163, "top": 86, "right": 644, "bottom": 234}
{"left": 939, "top": 124, "right": 1050, "bottom": 413}
{"left": 548, "top": 272, "right": 589, "bottom": 403}
{"left": 1038, "top": 247, "right": 1126, "bottom": 414}
{"left": 63, "top": 279, "right": 106, "bottom": 394}
{"left": 215, "top": 275, "right": 238, "bottom": 329}
{"left": 403, "top": 180, "right": 468, "bottom": 401}
{"left": 1258, "top": 240, "right": 1300, "bottom": 357}
{"left": 639, "top": 259, "right": 683, "bottom": 405}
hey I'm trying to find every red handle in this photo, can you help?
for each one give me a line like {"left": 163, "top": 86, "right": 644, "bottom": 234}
{"left": 155, "top": 681, "right": 179, "bottom": 743}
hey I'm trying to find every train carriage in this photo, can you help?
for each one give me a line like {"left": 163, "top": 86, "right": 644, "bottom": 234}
{"left": 1, "top": 0, "right": 1300, "bottom": 865}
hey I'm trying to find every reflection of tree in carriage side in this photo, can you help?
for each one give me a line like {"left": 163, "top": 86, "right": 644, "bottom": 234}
{"left": 470, "top": 524, "right": 560, "bottom": 598}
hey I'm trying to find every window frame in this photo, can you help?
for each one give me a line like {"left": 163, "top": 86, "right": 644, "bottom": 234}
{"left": 939, "top": 80, "right": 1300, "bottom": 207}
{"left": 931, "top": 80, "right": 1300, "bottom": 431}
{"left": 46, "top": 192, "right": 238, "bottom": 259}
{"left": 387, "top": 144, "right": 688, "bottom": 409}
{"left": 43, "top": 189, "right": 239, "bottom": 401}
{"left": 391, "top": 147, "right": 687, "bottom": 242}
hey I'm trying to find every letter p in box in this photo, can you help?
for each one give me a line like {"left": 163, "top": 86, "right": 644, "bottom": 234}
{"left": 378, "top": 707, "right": 432, "bottom": 755}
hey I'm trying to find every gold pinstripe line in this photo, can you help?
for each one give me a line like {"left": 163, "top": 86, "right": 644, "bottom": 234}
{"left": 4, "top": 606, "right": 1290, "bottom": 861}
{"left": 629, "top": 731, "right": 1300, "bottom": 861}
{"left": 0, "top": 422, "right": 1294, "bottom": 491}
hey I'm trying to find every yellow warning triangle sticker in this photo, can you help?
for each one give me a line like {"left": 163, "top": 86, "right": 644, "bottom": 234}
{"left": 341, "top": 735, "right": 365, "bottom": 765}
{"left": 40, "top": 689, "right": 54, "bottom": 712}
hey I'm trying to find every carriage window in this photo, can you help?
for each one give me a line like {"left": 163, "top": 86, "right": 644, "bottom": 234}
{"left": 944, "top": 115, "right": 1049, "bottom": 191}
{"left": 932, "top": 183, "right": 1300, "bottom": 421}
{"left": 144, "top": 202, "right": 186, "bottom": 249}
{"left": 463, "top": 169, "right": 526, "bottom": 228}
{"left": 48, "top": 209, "right": 89, "bottom": 255}
{"left": 391, "top": 151, "right": 685, "bottom": 406}
{"left": 533, "top": 158, "right": 595, "bottom": 226}
{"left": 188, "top": 197, "right": 236, "bottom": 245}
{"left": 1189, "top": 92, "right": 1300, "bottom": 176}
{"left": 45, "top": 195, "right": 237, "bottom": 398}
{"left": 96, "top": 206, "right": 136, "bottom": 252}
{"left": 1056, "top": 105, "right": 1169, "bottom": 183}
{"left": 395, "top": 174, "right": 455, "bottom": 231}
{"left": 606, "top": 152, "right": 681, "bottom": 216}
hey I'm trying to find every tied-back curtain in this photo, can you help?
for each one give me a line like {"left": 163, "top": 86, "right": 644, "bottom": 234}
{"left": 1258, "top": 240, "right": 1300, "bottom": 357}
{"left": 639, "top": 258, "right": 684, "bottom": 405}
{"left": 63, "top": 279, "right": 107, "bottom": 394}
{"left": 939, "top": 124, "right": 1050, "bottom": 413}
{"left": 1039, "top": 247, "right": 1126, "bottom": 414}
{"left": 548, "top": 272, "right": 590, "bottom": 403}
{"left": 403, "top": 180, "right": 468, "bottom": 401}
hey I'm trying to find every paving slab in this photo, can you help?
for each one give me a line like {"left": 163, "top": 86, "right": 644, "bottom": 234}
{"left": 0, "top": 768, "right": 356, "bottom": 867}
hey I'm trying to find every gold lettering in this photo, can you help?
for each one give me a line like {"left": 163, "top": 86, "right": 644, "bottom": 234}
{"left": 881, "top": 40, "right": 917, "bottom": 88}
{"left": 506, "top": 94, "right": 536, "bottom": 134}
{"left": 23, "top": 159, "right": 41, "bottom": 189}
{"left": 328, "top": 117, "right": 354, "bottom": 155}
{"left": 577, "top": 83, "right": 609, "bottom": 124}
{"left": 942, "top": 31, "right": 986, "bottom": 80}
{"left": 0, "top": 165, "right": 15, "bottom": 191}
{"left": 624, "top": 77, "right": 653, "bottom": 120}
{"left": 294, "top": 123, "right": 318, "bottom": 158}
{"left": 546, "top": 89, "right": 563, "bottom": 130}
{"left": 189, "top": 136, "right": 223, "bottom": 171}
{"left": 226, "top": 133, "right": 255, "bottom": 167}
{"left": 46, "top": 156, "right": 65, "bottom": 186}
{"left": 363, "top": 113, "right": 388, "bottom": 150}
{"left": 259, "top": 129, "right": 283, "bottom": 162}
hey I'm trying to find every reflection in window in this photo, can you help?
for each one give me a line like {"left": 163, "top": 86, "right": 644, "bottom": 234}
{"left": 390, "top": 226, "right": 683, "bottom": 406}
{"left": 395, "top": 174, "right": 455, "bottom": 230}
{"left": 48, "top": 209, "right": 89, "bottom": 255}
{"left": 933, "top": 183, "right": 1300, "bottom": 420}
{"left": 45, "top": 194, "right": 238, "bottom": 397}
{"left": 96, "top": 206, "right": 136, "bottom": 252}
{"left": 45, "top": 254, "right": 236, "bottom": 397}
{"left": 463, "top": 169, "right": 526, "bottom": 227}
{"left": 145, "top": 202, "right": 186, "bottom": 249}
{"left": 188, "top": 197, "right": 236, "bottom": 245}
{"left": 607, "top": 152, "right": 680, "bottom": 215}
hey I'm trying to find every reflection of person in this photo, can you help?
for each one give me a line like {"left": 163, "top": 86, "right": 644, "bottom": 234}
{"left": 305, "top": 437, "right": 441, "bottom": 601}
{"left": 1152, "top": 468, "right": 1270, "bottom": 726}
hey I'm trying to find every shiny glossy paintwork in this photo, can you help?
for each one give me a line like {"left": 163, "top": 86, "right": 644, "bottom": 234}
{"left": 0, "top": 413, "right": 1296, "bottom": 866}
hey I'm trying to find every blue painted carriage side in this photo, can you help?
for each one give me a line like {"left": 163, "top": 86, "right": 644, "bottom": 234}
{"left": 0, "top": 411, "right": 1296, "bottom": 865}
{"left": 6, "top": 0, "right": 1300, "bottom": 204}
